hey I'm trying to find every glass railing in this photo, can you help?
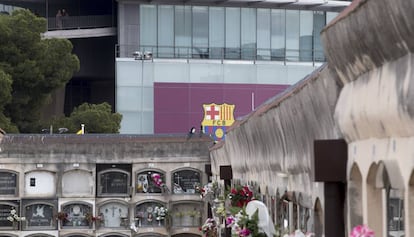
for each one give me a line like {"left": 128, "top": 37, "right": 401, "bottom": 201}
{"left": 47, "top": 15, "right": 115, "bottom": 31}
{"left": 116, "top": 45, "right": 326, "bottom": 64}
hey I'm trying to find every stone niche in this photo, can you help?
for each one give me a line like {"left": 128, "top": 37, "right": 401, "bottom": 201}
{"left": 134, "top": 201, "right": 167, "bottom": 227}
{"left": 136, "top": 170, "right": 165, "bottom": 194}
{"left": 172, "top": 169, "right": 201, "bottom": 194}
{"left": 0, "top": 170, "right": 18, "bottom": 196}
{"left": 97, "top": 164, "right": 131, "bottom": 197}
{"left": 25, "top": 171, "right": 56, "bottom": 196}
{"left": 62, "top": 169, "right": 93, "bottom": 196}
{"left": 98, "top": 202, "right": 129, "bottom": 228}
{"left": 22, "top": 199, "right": 57, "bottom": 230}
{"left": 0, "top": 201, "right": 20, "bottom": 230}
{"left": 61, "top": 202, "right": 92, "bottom": 228}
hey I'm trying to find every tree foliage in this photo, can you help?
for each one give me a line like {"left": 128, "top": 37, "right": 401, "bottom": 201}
{"left": 47, "top": 102, "right": 122, "bottom": 134}
{"left": 0, "top": 9, "right": 80, "bottom": 133}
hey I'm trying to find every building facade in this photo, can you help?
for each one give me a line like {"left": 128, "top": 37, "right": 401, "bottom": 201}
{"left": 115, "top": 0, "right": 350, "bottom": 134}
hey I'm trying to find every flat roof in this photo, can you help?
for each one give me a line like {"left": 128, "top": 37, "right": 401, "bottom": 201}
{"left": 0, "top": 0, "right": 351, "bottom": 12}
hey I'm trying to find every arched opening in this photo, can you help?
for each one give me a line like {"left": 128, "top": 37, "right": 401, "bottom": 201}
{"left": 376, "top": 161, "right": 404, "bottom": 237}
{"left": 366, "top": 163, "right": 383, "bottom": 236}
{"left": 408, "top": 171, "right": 414, "bottom": 236}
{"left": 313, "top": 198, "right": 323, "bottom": 236}
{"left": 348, "top": 163, "right": 363, "bottom": 229}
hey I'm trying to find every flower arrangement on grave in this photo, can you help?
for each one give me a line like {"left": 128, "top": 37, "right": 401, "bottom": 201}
{"left": 228, "top": 185, "right": 254, "bottom": 208}
{"left": 226, "top": 207, "right": 266, "bottom": 237}
{"left": 85, "top": 213, "right": 103, "bottom": 223}
{"left": 195, "top": 183, "right": 206, "bottom": 198}
{"left": 153, "top": 206, "right": 168, "bottom": 221}
{"left": 350, "top": 225, "right": 374, "bottom": 237}
{"left": 200, "top": 218, "right": 218, "bottom": 237}
{"left": 7, "top": 208, "right": 25, "bottom": 222}
{"left": 151, "top": 173, "right": 164, "bottom": 187}
{"left": 56, "top": 211, "right": 68, "bottom": 221}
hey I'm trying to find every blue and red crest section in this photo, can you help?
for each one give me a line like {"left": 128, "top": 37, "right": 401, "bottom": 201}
{"left": 201, "top": 103, "right": 235, "bottom": 141}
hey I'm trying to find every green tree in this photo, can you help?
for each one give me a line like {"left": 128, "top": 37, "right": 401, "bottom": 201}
{"left": 0, "top": 9, "right": 79, "bottom": 133}
{"left": 0, "top": 69, "right": 18, "bottom": 133}
{"left": 48, "top": 102, "right": 122, "bottom": 134}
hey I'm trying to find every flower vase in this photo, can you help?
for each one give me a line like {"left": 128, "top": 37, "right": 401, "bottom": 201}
{"left": 158, "top": 219, "right": 161, "bottom": 226}
{"left": 12, "top": 221, "right": 18, "bottom": 230}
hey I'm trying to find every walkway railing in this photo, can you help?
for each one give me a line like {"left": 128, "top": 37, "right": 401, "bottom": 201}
{"left": 116, "top": 44, "right": 326, "bottom": 64}
{"left": 47, "top": 15, "right": 115, "bottom": 31}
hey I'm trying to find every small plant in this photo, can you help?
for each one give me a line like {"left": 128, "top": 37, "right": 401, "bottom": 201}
{"left": 56, "top": 211, "right": 68, "bottom": 221}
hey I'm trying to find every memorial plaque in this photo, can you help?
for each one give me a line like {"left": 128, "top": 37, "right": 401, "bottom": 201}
{"left": 25, "top": 204, "right": 54, "bottom": 227}
{"left": 0, "top": 172, "right": 17, "bottom": 195}
{"left": 100, "top": 171, "right": 129, "bottom": 194}
{"left": 173, "top": 170, "right": 200, "bottom": 194}
{"left": 61, "top": 204, "right": 91, "bottom": 227}
{"left": 99, "top": 203, "right": 128, "bottom": 228}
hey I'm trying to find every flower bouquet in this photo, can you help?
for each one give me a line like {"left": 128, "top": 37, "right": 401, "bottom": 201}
{"left": 350, "top": 225, "right": 374, "bottom": 237}
{"left": 228, "top": 185, "right": 254, "bottom": 208}
{"left": 153, "top": 206, "right": 168, "bottom": 226}
{"left": 200, "top": 218, "right": 218, "bottom": 237}
{"left": 7, "top": 208, "right": 25, "bottom": 222}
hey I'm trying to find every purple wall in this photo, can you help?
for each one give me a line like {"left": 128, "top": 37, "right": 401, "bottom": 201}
{"left": 154, "top": 83, "right": 289, "bottom": 134}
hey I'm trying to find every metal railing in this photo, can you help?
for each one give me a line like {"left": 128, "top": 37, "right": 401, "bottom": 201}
{"left": 116, "top": 44, "right": 326, "bottom": 64}
{"left": 47, "top": 15, "right": 115, "bottom": 31}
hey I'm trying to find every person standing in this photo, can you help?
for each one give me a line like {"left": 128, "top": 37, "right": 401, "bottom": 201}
{"left": 55, "top": 9, "right": 62, "bottom": 29}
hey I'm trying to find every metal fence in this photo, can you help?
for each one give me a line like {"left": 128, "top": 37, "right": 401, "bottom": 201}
{"left": 116, "top": 44, "right": 326, "bottom": 64}
{"left": 47, "top": 15, "right": 114, "bottom": 31}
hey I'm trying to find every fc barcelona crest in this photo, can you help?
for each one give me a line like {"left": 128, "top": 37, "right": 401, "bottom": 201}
{"left": 201, "top": 103, "right": 235, "bottom": 141}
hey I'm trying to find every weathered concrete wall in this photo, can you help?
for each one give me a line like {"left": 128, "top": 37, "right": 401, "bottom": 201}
{"left": 0, "top": 134, "right": 213, "bottom": 162}
{"left": 210, "top": 65, "right": 342, "bottom": 204}
{"left": 335, "top": 53, "right": 414, "bottom": 142}
{"left": 322, "top": 0, "right": 414, "bottom": 85}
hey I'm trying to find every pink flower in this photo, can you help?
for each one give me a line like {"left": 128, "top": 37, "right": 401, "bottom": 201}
{"left": 226, "top": 216, "right": 235, "bottom": 227}
{"left": 350, "top": 225, "right": 374, "bottom": 237}
{"left": 239, "top": 227, "right": 251, "bottom": 237}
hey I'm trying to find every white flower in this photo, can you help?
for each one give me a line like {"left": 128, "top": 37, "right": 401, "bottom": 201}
{"left": 7, "top": 216, "right": 14, "bottom": 222}
{"left": 10, "top": 209, "right": 16, "bottom": 215}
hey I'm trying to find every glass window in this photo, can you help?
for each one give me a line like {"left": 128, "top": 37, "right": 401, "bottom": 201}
{"left": 60, "top": 203, "right": 92, "bottom": 228}
{"left": 241, "top": 8, "right": 256, "bottom": 60}
{"left": 158, "top": 5, "right": 174, "bottom": 58}
{"left": 209, "top": 7, "right": 225, "bottom": 59}
{"left": 98, "top": 169, "right": 130, "bottom": 197}
{"left": 140, "top": 5, "right": 157, "bottom": 52}
{"left": 172, "top": 170, "right": 201, "bottom": 194}
{"left": 271, "top": 9, "right": 285, "bottom": 61}
{"left": 136, "top": 171, "right": 166, "bottom": 194}
{"left": 388, "top": 189, "right": 404, "bottom": 236}
{"left": 175, "top": 6, "right": 192, "bottom": 58}
{"left": 192, "top": 6, "right": 209, "bottom": 59}
{"left": 257, "top": 9, "right": 271, "bottom": 61}
{"left": 285, "top": 10, "right": 300, "bottom": 61}
{"left": 225, "top": 7, "right": 241, "bottom": 59}
{"left": 299, "top": 11, "right": 313, "bottom": 61}
{"left": 135, "top": 202, "right": 167, "bottom": 227}
{"left": 0, "top": 171, "right": 18, "bottom": 196}
{"left": 313, "top": 11, "right": 326, "bottom": 62}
